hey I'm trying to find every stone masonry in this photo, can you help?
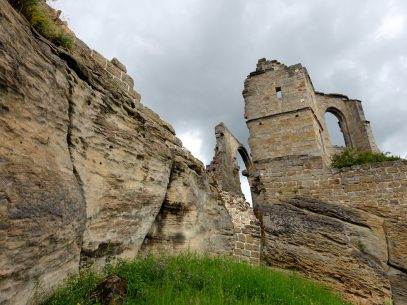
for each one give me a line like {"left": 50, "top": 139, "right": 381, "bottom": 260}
{"left": 219, "top": 190, "right": 261, "bottom": 265}
{"left": 207, "top": 123, "right": 261, "bottom": 264}
{"left": 243, "top": 58, "right": 379, "bottom": 165}
{"left": 243, "top": 59, "right": 407, "bottom": 305}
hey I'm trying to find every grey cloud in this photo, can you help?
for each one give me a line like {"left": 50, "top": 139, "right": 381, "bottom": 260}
{"left": 53, "top": 0, "right": 407, "bottom": 161}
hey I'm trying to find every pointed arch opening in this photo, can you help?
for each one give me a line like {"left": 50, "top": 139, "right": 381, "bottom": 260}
{"left": 325, "top": 107, "right": 351, "bottom": 148}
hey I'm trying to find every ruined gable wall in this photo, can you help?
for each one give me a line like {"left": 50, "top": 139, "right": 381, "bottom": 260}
{"left": 315, "top": 93, "right": 379, "bottom": 156}
{"left": 206, "top": 123, "right": 261, "bottom": 264}
{"left": 207, "top": 123, "right": 243, "bottom": 195}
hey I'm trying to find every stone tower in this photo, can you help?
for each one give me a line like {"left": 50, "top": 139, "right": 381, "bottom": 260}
{"left": 243, "top": 59, "right": 379, "bottom": 165}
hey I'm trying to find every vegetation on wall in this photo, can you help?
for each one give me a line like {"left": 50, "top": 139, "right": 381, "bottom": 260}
{"left": 331, "top": 149, "right": 401, "bottom": 169}
{"left": 10, "top": 0, "right": 75, "bottom": 49}
{"left": 42, "top": 254, "right": 351, "bottom": 305}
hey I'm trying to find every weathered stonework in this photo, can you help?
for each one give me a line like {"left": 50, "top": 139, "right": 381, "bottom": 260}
{"left": 243, "top": 59, "right": 379, "bottom": 165}
{"left": 243, "top": 59, "right": 407, "bottom": 305}
{"left": 219, "top": 190, "right": 261, "bottom": 265}
{"left": 207, "top": 123, "right": 252, "bottom": 195}
{"left": 206, "top": 123, "right": 261, "bottom": 264}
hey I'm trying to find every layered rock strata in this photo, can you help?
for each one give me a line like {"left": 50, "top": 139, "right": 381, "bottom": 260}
{"left": 0, "top": 2, "right": 235, "bottom": 304}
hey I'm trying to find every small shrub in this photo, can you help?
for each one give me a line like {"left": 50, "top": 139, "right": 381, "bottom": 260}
{"left": 331, "top": 149, "right": 401, "bottom": 169}
{"left": 10, "top": 0, "right": 75, "bottom": 50}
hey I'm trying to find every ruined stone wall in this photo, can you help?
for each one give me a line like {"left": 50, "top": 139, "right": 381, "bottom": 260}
{"left": 252, "top": 157, "right": 407, "bottom": 305}
{"left": 244, "top": 59, "right": 327, "bottom": 163}
{"left": 219, "top": 191, "right": 261, "bottom": 264}
{"left": 207, "top": 123, "right": 244, "bottom": 195}
{"left": 243, "top": 59, "right": 406, "bottom": 304}
{"left": 244, "top": 58, "right": 379, "bottom": 165}
{"left": 89, "top": 49, "right": 138, "bottom": 97}
{"left": 315, "top": 93, "right": 379, "bottom": 155}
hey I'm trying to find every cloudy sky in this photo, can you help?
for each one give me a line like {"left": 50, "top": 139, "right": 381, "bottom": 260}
{"left": 51, "top": 0, "right": 407, "bottom": 199}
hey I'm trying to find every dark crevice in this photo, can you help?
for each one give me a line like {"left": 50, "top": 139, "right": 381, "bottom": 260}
{"left": 59, "top": 52, "right": 90, "bottom": 84}
{"left": 383, "top": 223, "right": 407, "bottom": 274}
{"left": 139, "top": 159, "right": 177, "bottom": 253}
{"left": 65, "top": 75, "right": 88, "bottom": 260}
{"left": 388, "top": 261, "right": 407, "bottom": 274}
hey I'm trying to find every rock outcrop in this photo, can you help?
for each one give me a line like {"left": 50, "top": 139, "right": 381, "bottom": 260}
{"left": 0, "top": 1, "right": 235, "bottom": 304}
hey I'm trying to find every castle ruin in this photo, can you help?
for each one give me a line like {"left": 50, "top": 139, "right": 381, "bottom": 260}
{"left": 208, "top": 59, "right": 406, "bottom": 305}
{"left": 0, "top": 1, "right": 406, "bottom": 303}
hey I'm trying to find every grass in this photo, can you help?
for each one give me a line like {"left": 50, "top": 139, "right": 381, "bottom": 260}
{"left": 42, "top": 254, "right": 352, "bottom": 305}
{"left": 331, "top": 149, "right": 401, "bottom": 169}
{"left": 10, "top": 0, "right": 75, "bottom": 49}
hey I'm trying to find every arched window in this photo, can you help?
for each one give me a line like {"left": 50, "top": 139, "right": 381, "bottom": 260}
{"left": 324, "top": 107, "right": 351, "bottom": 148}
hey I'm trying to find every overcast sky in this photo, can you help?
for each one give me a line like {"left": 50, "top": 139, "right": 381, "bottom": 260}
{"left": 51, "top": 0, "right": 407, "bottom": 199}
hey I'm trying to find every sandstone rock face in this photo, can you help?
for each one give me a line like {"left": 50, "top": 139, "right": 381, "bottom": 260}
{"left": 0, "top": 2, "right": 236, "bottom": 304}
{"left": 140, "top": 153, "right": 235, "bottom": 256}
{"left": 0, "top": 3, "right": 86, "bottom": 304}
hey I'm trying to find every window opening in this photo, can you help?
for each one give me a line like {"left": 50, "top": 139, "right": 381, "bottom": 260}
{"left": 325, "top": 112, "right": 346, "bottom": 147}
{"left": 276, "top": 87, "right": 282, "bottom": 99}
{"left": 237, "top": 153, "right": 252, "bottom": 206}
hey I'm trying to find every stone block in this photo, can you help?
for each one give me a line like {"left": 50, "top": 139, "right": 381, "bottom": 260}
{"left": 236, "top": 242, "right": 244, "bottom": 249}
{"left": 111, "top": 57, "right": 127, "bottom": 73}
{"left": 242, "top": 249, "right": 251, "bottom": 257}
{"left": 92, "top": 49, "right": 107, "bottom": 68}
{"left": 121, "top": 73, "right": 134, "bottom": 89}
{"left": 106, "top": 61, "right": 122, "bottom": 79}
{"left": 237, "top": 233, "right": 246, "bottom": 242}
{"left": 234, "top": 248, "right": 242, "bottom": 256}
{"left": 251, "top": 251, "right": 260, "bottom": 258}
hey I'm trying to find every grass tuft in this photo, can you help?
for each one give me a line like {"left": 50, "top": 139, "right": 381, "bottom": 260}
{"left": 10, "top": 0, "right": 75, "bottom": 49}
{"left": 42, "top": 254, "right": 352, "bottom": 305}
{"left": 331, "top": 149, "right": 401, "bottom": 169}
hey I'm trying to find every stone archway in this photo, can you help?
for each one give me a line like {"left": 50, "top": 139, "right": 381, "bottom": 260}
{"left": 325, "top": 106, "right": 352, "bottom": 148}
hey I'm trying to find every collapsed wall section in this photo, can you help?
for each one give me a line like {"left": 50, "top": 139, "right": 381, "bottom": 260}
{"left": 206, "top": 123, "right": 261, "bottom": 264}
{"left": 219, "top": 191, "right": 261, "bottom": 264}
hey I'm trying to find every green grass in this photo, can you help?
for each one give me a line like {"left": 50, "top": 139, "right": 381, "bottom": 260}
{"left": 42, "top": 254, "right": 352, "bottom": 305}
{"left": 10, "top": 0, "right": 75, "bottom": 49}
{"left": 331, "top": 149, "right": 401, "bottom": 169}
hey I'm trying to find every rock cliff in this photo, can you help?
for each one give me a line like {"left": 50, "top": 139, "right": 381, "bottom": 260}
{"left": 0, "top": 1, "right": 235, "bottom": 304}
